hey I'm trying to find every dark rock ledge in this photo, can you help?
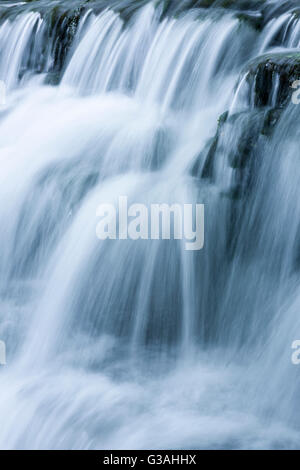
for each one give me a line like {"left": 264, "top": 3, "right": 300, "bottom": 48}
{"left": 191, "top": 52, "right": 300, "bottom": 200}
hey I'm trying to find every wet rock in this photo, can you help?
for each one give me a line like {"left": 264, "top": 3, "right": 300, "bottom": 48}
{"left": 218, "top": 110, "right": 229, "bottom": 125}
{"left": 47, "top": 6, "right": 83, "bottom": 73}
{"left": 192, "top": 104, "right": 284, "bottom": 202}
{"left": 158, "top": 0, "right": 268, "bottom": 19}
{"left": 221, "top": 184, "right": 243, "bottom": 200}
{"left": 191, "top": 111, "right": 228, "bottom": 180}
{"left": 161, "top": 0, "right": 267, "bottom": 13}
{"left": 236, "top": 11, "right": 263, "bottom": 31}
{"left": 201, "top": 135, "right": 218, "bottom": 179}
{"left": 44, "top": 71, "right": 61, "bottom": 86}
{"left": 227, "top": 110, "right": 263, "bottom": 170}
{"left": 261, "top": 107, "right": 282, "bottom": 136}
{"left": 245, "top": 52, "right": 300, "bottom": 108}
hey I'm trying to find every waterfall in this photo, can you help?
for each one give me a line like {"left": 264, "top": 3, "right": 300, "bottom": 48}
{"left": 0, "top": 0, "right": 300, "bottom": 450}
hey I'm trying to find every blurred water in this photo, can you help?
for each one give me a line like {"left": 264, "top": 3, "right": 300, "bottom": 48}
{"left": 0, "top": 0, "right": 300, "bottom": 450}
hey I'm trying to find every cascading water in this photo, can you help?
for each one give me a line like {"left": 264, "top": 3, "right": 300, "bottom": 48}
{"left": 1, "top": 0, "right": 300, "bottom": 450}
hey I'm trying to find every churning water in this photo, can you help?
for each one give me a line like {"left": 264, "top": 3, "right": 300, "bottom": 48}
{"left": 0, "top": 0, "right": 300, "bottom": 449}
